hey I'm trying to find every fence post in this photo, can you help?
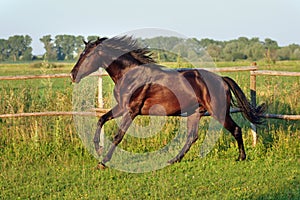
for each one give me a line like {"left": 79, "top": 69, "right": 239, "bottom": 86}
{"left": 98, "top": 69, "right": 105, "bottom": 148}
{"left": 250, "top": 68, "right": 257, "bottom": 146}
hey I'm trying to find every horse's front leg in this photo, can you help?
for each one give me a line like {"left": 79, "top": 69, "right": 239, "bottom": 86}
{"left": 94, "top": 105, "right": 124, "bottom": 156}
{"left": 97, "top": 111, "right": 137, "bottom": 169}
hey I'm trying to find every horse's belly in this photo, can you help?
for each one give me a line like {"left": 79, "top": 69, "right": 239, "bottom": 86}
{"left": 140, "top": 87, "right": 197, "bottom": 116}
{"left": 141, "top": 98, "right": 181, "bottom": 116}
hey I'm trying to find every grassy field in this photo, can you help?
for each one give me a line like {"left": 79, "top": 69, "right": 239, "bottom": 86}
{"left": 0, "top": 61, "right": 299, "bottom": 199}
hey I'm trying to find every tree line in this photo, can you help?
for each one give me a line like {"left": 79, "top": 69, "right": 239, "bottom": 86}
{"left": 141, "top": 36, "right": 300, "bottom": 63}
{"left": 1, "top": 34, "right": 300, "bottom": 62}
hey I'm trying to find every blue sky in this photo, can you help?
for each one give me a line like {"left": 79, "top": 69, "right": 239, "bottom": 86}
{"left": 0, "top": 0, "right": 299, "bottom": 54}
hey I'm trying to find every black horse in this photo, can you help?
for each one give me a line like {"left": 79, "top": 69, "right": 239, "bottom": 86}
{"left": 70, "top": 36, "right": 265, "bottom": 169}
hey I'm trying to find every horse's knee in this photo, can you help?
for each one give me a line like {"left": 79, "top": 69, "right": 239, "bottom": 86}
{"left": 97, "top": 116, "right": 105, "bottom": 126}
{"left": 113, "top": 131, "right": 125, "bottom": 145}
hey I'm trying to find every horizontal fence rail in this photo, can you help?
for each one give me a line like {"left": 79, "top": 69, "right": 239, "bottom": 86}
{"left": 202, "top": 66, "right": 258, "bottom": 72}
{"left": 0, "top": 72, "right": 107, "bottom": 81}
{"left": 262, "top": 114, "right": 300, "bottom": 120}
{"left": 251, "top": 70, "right": 300, "bottom": 77}
{"left": 0, "top": 110, "right": 110, "bottom": 118}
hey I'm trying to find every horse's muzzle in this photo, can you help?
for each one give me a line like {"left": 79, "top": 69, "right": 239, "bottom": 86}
{"left": 70, "top": 73, "right": 78, "bottom": 83}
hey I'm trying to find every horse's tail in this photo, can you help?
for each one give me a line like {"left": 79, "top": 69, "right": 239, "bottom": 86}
{"left": 222, "top": 76, "right": 266, "bottom": 125}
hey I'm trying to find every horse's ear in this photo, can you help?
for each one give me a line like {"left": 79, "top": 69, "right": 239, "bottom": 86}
{"left": 95, "top": 37, "right": 108, "bottom": 45}
{"left": 83, "top": 39, "right": 88, "bottom": 45}
{"left": 94, "top": 37, "right": 101, "bottom": 45}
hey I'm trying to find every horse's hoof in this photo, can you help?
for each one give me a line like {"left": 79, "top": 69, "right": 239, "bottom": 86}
{"left": 167, "top": 161, "right": 173, "bottom": 165}
{"left": 167, "top": 158, "right": 179, "bottom": 165}
{"left": 95, "top": 162, "right": 106, "bottom": 170}
{"left": 236, "top": 155, "right": 246, "bottom": 161}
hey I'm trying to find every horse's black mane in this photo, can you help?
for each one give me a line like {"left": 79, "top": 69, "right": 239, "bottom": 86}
{"left": 89, "top": 36, "right": 156, "bottom": 64}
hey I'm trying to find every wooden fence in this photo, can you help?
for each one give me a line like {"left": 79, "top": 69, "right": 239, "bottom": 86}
{"left": 0, "top": 66, "right": 299, "bottom": 145}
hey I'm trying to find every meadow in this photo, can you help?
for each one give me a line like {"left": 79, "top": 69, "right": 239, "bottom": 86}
{"left": 0, "top": 61, "right": 299, "bottom": 199}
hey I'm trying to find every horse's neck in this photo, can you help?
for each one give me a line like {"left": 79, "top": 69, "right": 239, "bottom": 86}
{"left": 105, "top": 61, "right": 138, "bottom": 83}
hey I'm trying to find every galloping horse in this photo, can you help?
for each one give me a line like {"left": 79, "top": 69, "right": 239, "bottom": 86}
{"left": 70, "top": 36, "right": 265, "bottom": 169}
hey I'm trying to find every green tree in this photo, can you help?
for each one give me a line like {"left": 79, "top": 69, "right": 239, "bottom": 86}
{"left": 7, "top": 35, "right": 32, "bottom": 61}
{"left": 54, "top": 35, "right": 76, "bottom": 60}
{"left": 22, "top": 46, "right": 33, "bottom": 60}
{"left": 277, "top": 46, "right": 292, "bottom": 60}
{"left": 207, "top": 44, "right": 221, "bottom": 61}
{"left": 40, "top": 35, "right": 57, "bottom": 60}
{"left": 244, "top": 38, "right": 264, "bottom": 61}
{"left": 249, "top": 42, "right": 265, "bottom": 60}
{"left": 291, "top": 48, "right": 300, "bottom": 60}
{"left": 74, "top": 35, "right": 85, "bottom": 59}
{"left": 264, "top": 38, "right": 278, "bottom": 50}
{"left": 199, "top": 38, "right": 222, "bottom": 48}
{"left": 223, "top": 42, "right": 237, "bottom": 61}
{"left": 264, "top": 38, "right": 278, "bottom": 63}
{"left": 0, "top": 39, "right": 8, "bottom": 61}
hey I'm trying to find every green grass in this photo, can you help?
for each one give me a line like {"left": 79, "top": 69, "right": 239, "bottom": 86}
{"left": 1, "top": 148, "right": 299, "bottom": 199}
{"left": 1, "top": 133, "right": 299, "bottom": 199}
{"left": 0, "top": 61, "right": 299, "bottom": 199}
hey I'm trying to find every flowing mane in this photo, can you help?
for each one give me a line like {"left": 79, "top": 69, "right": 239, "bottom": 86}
{"left": 96, "top": 36, "right": 156, "bottom": 65}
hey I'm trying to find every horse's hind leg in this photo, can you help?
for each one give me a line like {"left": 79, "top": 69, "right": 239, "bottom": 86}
{"left": 207, "top": 83, "right": 246, "bottom": 161}
{"left": 168, "top": 112, "right": 202, "bottom": 164}
{"left": 222, "top": 114, "right": 246, "bottom": 161}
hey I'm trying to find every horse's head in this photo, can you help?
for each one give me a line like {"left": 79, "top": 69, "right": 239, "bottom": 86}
{"left": 70, "top": 37, "right": 107, "bottom": 83}
{"left": 71, "top": 35, "right": 156, "bottom": 83}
